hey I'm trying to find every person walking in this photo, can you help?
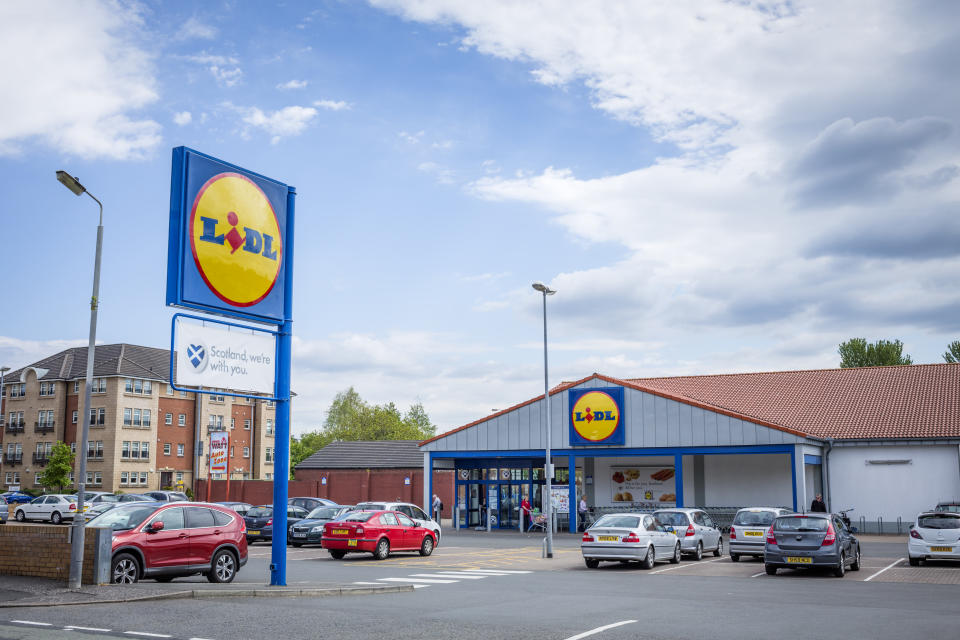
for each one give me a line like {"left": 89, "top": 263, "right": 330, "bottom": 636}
{"left": 520, "top": 496, "right": 532, "bottom": 531}
{"left": 578, "top": 496, "right": 589, "bottom": 532}
{"left": 432, "top": 494, "right": 442, "bottom": 522}
{"left": 810, "top": 493, "right": 826, "bottom": 512}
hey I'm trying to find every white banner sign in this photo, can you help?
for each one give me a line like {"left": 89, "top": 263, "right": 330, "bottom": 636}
{"left": 175, "top": 318, "right": 276, "bottom": 394}
{"left": 209, "top": 431, "right": 229, "bottom": 474}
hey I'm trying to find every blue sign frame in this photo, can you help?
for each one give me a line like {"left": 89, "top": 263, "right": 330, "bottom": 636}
{"left": 167, "top": 146, "right": 290, "bottom": 324}
{"left": 568, "top": 386, "right": 626, "bottom": 446}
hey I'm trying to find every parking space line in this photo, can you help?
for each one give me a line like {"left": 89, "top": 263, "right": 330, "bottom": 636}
{"left": 459, "top": 569, "right": 532, "bottom": 574}
{"left": 67, "top": 625, "right": 112, "bottom": 632}
{"left": 864, "top": 558, "right": 904, "bottom": 582}
{"left": 750, "top": 572, "right": 765, "bottom": 578}
{"left": 564, "top": 620, "right": 637, "bottom": 640}
{"left": 125, "top": 632, "right": 173, "bottom": 638}
{"left": 650, "top": 557, "right": 725, "bottom": 574}
{"left": 11, "top": 621, "right": 52, "bottom": 626}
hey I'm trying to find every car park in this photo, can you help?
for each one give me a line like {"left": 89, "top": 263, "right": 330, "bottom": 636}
{"left": 764, "top": 512, "right": 860, "bottom": 577}
{"left": 118, "top": 494, "right": 154, "bottom": 502}
{"left": 143, "top": 490, "right": 189, "bottom": 502}
{"left": 217, "top": 501, "right": 254, "bottom": 517}
{"left": 322, "top": 509, "right": 436, "bottom": 560}
{"left": 289, "top": 497, "right": 336, "bottom": 511}
{"left": 581, "top": 513, "right": 681, "bottom": 569}
{"left": 908, "top": 511, "right": 960, "bottom": 565}
{"left": 89, "top": 501, "right": 247, "bottom": 584}
{"left": 243, "top": 505, "right": 309, "bottom": 544}
{"left": 729, "top": 507, "right": 792, "bottom": 562}
{"left": 289, "top": 505, "right": 356, "bottom": 547}
{"left": 653, "top": 508, "right": 723, "bottom": 560}
{"left": 355, "top": 501, "right": 441, "bottom": 544}
{"left": 1, "top": 491, "right": 34, "bottom": 505}
{"left": 14, "top": 494, "right": 78, "bottom": 524}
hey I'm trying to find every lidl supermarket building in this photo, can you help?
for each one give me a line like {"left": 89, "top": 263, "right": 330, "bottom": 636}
{"left": 420, "top": 364, "right": 960, "bottom": 533}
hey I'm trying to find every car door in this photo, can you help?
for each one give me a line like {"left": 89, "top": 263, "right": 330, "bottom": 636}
{"left": 32, "top": 496, "right": 54, "bottom": 520}
{"left": 701, "top": 513, "right": 720, "bottom": 550}
{"left": 184, "top": 506, "right": 219, "bottom": 567}
{"left": 396, "top": 512, "right": 420, "bottom": 549}
{"left": 834, "top": 515, "right": 853, "bottom": 559}
{"left": 645, "top": 516, "right": 666, "bottom": 558}
{"left": 377, "top": 512, "right": 405, "bottom": 549}
{"left": 142, "top": 507, "right": 187, "bottom": 569}
{"left": 22, "top": 497, "right": 42, "bottom": 519}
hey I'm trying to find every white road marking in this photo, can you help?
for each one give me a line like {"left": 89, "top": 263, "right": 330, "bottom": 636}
{"left": 189, "top": 637, "right": 217, "bottom": 640}
{"left": 353, "top": 581, "right": 383, "bottom": 585}
{"left": 410, "top": 573, "right": 488, "bottom": 580}
{"left": 750, "top": 572, "right": 765, "bottom": 578}
{"left": 650, "top": 557, "right": 726, "bottom": 574}
{"left": 563, "top": 620, "right": 638, "bottom": 640}
{"left": 12, "top": 621, "right": 53, "bottom": 626}
{"left": 376, "top": 577, "right": 459, "bottom": 584}
{"left": 458, "top": 569, "right": 532, "bottom": 574}
{"left": 66, "top": 626, "right": 112, "bottom": 632}
{"left": 412, "top": 585, "right": 430, "bottom": 589}
{"left": 864, "top": 558, "right": 904, "bottom": 582}
{"left": 124, "top": 632, "right": 173, "bottom": 638}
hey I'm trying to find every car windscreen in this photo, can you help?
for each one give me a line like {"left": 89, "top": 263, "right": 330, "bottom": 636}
{"left": 733, "top": 511, "right": 777, "bottom": 526}
{"left": 99, "top": 495, "right": 120, "bottom": 503}
{"left": 246, "top": 507, "right": 272, "bottom": 518}
{"left": 918, "top": 515, "right": 960, "bottom": 530}
{"left": 592, "top": 515, "right": 641, "bottom": 529}
{"left": 358, "top": 503, "right": 387, "bottom": 511}
{"left": 89, "top": 505, "right": 157, "bottom": 531}
{"left": 655, "top": 512, "right": 689, "bottom": 526}
{"left": 341, "top": 512, "right": 375, "bottom": 523}
{"left": 307, "top": 506, "right": 342, "bottom": 519}
{"left": 775, "top": 516, "right": 828, "bottom": 531}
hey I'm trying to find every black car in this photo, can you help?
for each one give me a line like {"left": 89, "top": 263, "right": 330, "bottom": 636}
{"left": 243, "top": 505, "right": 309, "bottom": 544}
{"left": 217, "top": 501, "right": 254, "bottom": 517}
{"left": 289, "top": 505, "right": 356, "bottom": 547}
{"left": 288, "top": 497, "right": 337, "bottom": 512}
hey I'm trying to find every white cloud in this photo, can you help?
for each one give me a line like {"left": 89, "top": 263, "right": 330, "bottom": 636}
{"left": 0, "top": 0, "right": 160, "bottom": 159}
{"left": 277, "top": 79, "right": 308, "bottom": 90}
{"left": 178, "top": 16, "right": 217, "bottom": 40}
{"left": 398, "top": 130, "right": 424, "bottom": 144}
{"left": 182, "top": 53, "right": 238, "bottom": 66}
{"left": 209, "top": 65, "right": 243, "bottom": 87}
{"left": 240, "top": 105, "right": 318, "bottom": 144}
{"left": 314, "top": 99, "right": 351, "bottom": 111}
{"left": 173, "top": 111, "right": 192, "bottom": 126}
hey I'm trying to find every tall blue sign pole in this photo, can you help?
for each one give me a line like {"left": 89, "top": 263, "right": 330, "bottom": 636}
{"left": 270, "top": 186, "right": 296, "bottom": 586}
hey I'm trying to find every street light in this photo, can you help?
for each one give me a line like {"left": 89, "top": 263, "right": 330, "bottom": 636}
{"left": 56, "top": 170, "right": 103, "bottom": 591}
{"left": 532, "top": 281, "right": 556, "bottom": 558}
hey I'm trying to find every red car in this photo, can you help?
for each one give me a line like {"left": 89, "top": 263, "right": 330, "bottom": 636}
{"left": 322, "top": 509, "right": 435, "bottom": 560}
{"left": 89, "top": 501, "right": 248, "bottom": 584}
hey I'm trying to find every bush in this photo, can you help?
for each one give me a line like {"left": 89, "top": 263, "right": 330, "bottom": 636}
{"left": 185, "top": 487, "right": 194, "bottom": 500}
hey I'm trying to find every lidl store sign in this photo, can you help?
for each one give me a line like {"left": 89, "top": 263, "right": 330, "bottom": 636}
{"left": 569, "top": 387, "right": 625, "bottom": 446}
{"left": 167, "top": 147, "right": 290, "bottom": 324}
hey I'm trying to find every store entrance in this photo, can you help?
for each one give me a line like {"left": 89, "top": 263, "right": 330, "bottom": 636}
{"left": 455, "top": 460, "right": 547, "bottom": 529}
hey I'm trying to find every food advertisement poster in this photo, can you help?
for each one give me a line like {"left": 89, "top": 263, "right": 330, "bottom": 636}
{"left": 550, "top": 487, "right": 570, "bottom": 513}
{"left": 610, "top": 466, "right": 676, "bottom": 507}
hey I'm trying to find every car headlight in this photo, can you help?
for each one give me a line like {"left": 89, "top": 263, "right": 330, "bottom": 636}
{"left": 311, "top": 526, "right": 324, "bottom": 533}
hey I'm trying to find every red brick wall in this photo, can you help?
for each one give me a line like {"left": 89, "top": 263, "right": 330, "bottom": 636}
{"left": 0, "top": 524, "right": 104, "bottom": 584}
{"left": 158, "top": 397, "right": 195, "bottom": 472}
{"left": 230, "top": 404, "right": 252, "bottom": 475}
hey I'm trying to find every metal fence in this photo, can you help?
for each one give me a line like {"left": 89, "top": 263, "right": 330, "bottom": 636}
{"left": 587, "top": 505, "right": 785, "bottom": 533}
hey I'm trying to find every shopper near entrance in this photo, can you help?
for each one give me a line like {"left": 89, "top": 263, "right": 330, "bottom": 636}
{"left": 520, "top": 497, "right": 532, "bottom": 530}
{"left": 432, "top": 494, "right": 442, "bottom": 522}
{"left": 578, "top": 496, "right": 589, "bottom": 532}
{"left": 810, "top": 494, "right": 826, "bottom": 512}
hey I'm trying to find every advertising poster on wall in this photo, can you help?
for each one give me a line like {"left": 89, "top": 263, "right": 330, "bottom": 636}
{"left": 610, "top": 466, "right": 676, "bottom": 508}
{"left": 209, "top": 432, "right": 229, "bottom": 474}
{"left": 551, "top": 486, "right": 570, "bottom": 514}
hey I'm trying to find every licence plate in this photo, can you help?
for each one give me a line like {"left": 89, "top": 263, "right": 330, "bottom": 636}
{"left": 332, "top": 528, "right": 349, "bottom": 535}
{"left": 931, "top": 546, "right": 953, "bottom": 552}
{"left": 347, "top": 539, "right": 357, "bottom": 547}
{"left": 598, "top": 535, "right": 619, "bottom": 542}
{"left": 786, "top": 556, "right": 812, "bottom": 564}
{"left": 293, "top": 533, "right": 306, "bottom": 538}
{"left": 744, "top": 531, "right": 763, "bottom": 537}
{"left": 248, "top": 530, "right": 260, "bottom": 535}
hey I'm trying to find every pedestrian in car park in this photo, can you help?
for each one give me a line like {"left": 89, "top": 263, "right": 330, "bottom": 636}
{"left": 432, "top": 494, "right": 442, "bottom": 522}
{"left": 520, "top": 496, "right": 532, "bottom": 531}
{"left": 811, "top": 494, "right": 826, "bottom": 512}
{"left": 578, "top": 496, "right": 589, "bottom": 532}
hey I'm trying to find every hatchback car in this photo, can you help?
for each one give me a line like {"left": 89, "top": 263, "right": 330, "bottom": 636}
{"left": 355, "top": 501, "right": 441, "bottom": 544}
{"left": 143, "top": 490, "right": 189, "bottom": 502}
{"left": 934, "top": 502, "right": 960, "bottom": 514}
{"left": 84, "top": 502, "right": 119, "bottom": 521}
{"left": 322, "top": 509, "right": 435, "bottom": 560}
{"left": 729, "top": 507, "right": 792, "bottom": 562}
{"left": 15, "top": 494, "right": 78, "bottom": 524}
{"left": 243, "top": 505, "right": 309, "bottom": 543}
{"left": 581, "top": 513, "right": 681, "bottom": 569}
{"left": 289, "top": 497, "right": 337, "bottom": 512}
{"left": 1, "top": 491, "right": 34, "bottom": 505}
{"left": 289, "top": 505, "right": 356, "bottom": 547}
{"left": 653, "top": 508, "right": 723, "bottom": 560}
{"left": 908, "top": 511, "right": 960, "bottom": 565}
{"left": 764, "top": 512, "right": 860, "bottom": 576}
{"left": 118, "top": 494, "right": 154, "bottom": 503}
{"left": 89, "top": 501, "right": 248, "bottom": 584}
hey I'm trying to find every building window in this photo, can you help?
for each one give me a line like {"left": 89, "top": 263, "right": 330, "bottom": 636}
{"left": 243, "top": 446, "right": 250, "bottom": 458}
{"left": 133, "top": 409, "right": 141, "bottom": 426}
{"left": 9, "top": 383, "right": 25, "bottom": 398}
{"left": 165, "top": 413, "right": 172, "bottom": 425}
{"left": 163, "top": 443, "right": 171, "bottom": 456}
{"left": 120, "top": 471, "right": 128, "bottom": 485}
{"left": 265, "top": 472, "right": 273, "bottom": 480}
{"left": 94, "top": 472, "right": 102, "bottom": 485}
{"left": 230, "top": 446, "right": 235, "bottom": 458}
{"left": 175, "top": 471, "right": 183, "bottom": 482}
{"left": 91, "top": 378, "right": 106, "bottom": 393}
{"left": 122, "top": 441, "right": 130, "bottom": 458}
{"left": 266, "top": 419, "right": 274, "bottom": 435}
{"left": 231, "top": 418, "right": 235, "bottom": 429}
{"left": 87, "top": 441, "right": 103, "bottom": 459}
{"left": 212, "top": 389, "right": 225, "bottom": 402}
{"left": 178, "top": 414, "right": 186, "bottom": 426}
{"left": 39, "top": 382, "right": 55, "bottom": 397}
{"left": 208, "top": 415, "right": 224, "bottom": 431}
{"left": 123, "top": 408, "right": 132, "bottom": 426}
{"left": 143, "top": 409, "right": 151, "bottom": 426}
{"left": 88, "top": 408, "right": 105, "bottom": 426}
{"left": 73, "top": 381, "right": 80, "bottom": 393}
{"left": 265, "top": 447, "right": 274, "bottom": 463}
{"left": 180, "top": 389, "right": 188, "bottom": 398}
{"left": 70, "top": 442, "right": 76, "bottom": 454}
{"left": 72, "top": 410, "right": 78, "bottom": 424}
{"left": 141, "top": 442, "right": 149, "bottom": 459}
{"left": 244, "top": 419, "right": 250, "bottom": 430}
{"left": 139, "top": 472, "right": 148, "bottom": 485}
{"left": 177, "top": 443, "right": 184, "bottom": 457}
{"left": 125, "top": 378, "right": 152, "bottom": 395}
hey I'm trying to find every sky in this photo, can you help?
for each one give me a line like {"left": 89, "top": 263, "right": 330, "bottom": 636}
{"left": 1, "top": 1, "right": 958, "bottom": 437}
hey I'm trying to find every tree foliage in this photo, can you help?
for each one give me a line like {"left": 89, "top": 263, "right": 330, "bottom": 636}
{"left": 290, "top": 387, "right": 437, "bottom": 471}
{"left": 838, "top": 338, "right": 913, "bottom": 368}
{"left": 38, "top": 441, "right": 74, "bottom": 493}
{"left": 944, "top": 340, "right": 960, "bottom": 364}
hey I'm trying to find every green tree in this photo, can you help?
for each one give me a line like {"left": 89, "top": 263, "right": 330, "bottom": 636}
{"left": 38, "top": 441, "right": 74, "bottom": 493}
{"left": 944, "top": 340, "right": 960, "bottom": 363}
{"left": 838, "top": 338, "right": 913, "bottom": 368}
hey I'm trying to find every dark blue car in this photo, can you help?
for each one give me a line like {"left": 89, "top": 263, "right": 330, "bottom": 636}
{"left": 289, "top": 505, "right": 356, "bottom": 547}
{"left": 244, "top": 505, "right": 309, "bottom": 544}
{"left": 1, "top": 491, "right": 34, "bottom": 505}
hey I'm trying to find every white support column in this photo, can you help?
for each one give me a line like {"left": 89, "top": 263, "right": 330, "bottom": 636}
{"left": 794, "top": 444, "right": 807, "bottom": 513}
{"left": 423, "top": 451, "right": 431, "bottom": 515}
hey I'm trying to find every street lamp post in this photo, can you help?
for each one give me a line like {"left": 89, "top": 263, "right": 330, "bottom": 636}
{"left": 56, "top": 170, "right": 103, "bottom": 590}
{"left": 532, "top": 281, "right": 556, "bottom": 558}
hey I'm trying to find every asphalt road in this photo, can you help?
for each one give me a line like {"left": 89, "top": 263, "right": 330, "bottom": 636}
{"left": 2, "top": 533, "right": 957, "bottom": 640}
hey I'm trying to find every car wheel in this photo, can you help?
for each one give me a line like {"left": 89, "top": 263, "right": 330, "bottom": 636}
{"left": 112, "top": 553, "right": 140, "bottom": 584}
{"left": 850, "top": 546, "right": 861, "bottom": 571}
{"left": 584, "top": 558, "right": 600, "bottom": 569}
{"left": 693, "top": 541, "right": 703, "bottom": 561}
{"left": 291, "top": 542, "right": 303, "bottom": 548}
{"left": 207, "top": 549, "right": 237, "bottom": 584}
{"left": 714, "top": 537, "right": 723, "bottom": 557}
{"left": 374, "top": 538, "right": 390, "bottom": 560}
{"left": 730, "top": 553, "right": 740, "bottom": 562}
{"left": 641, "top": 546, "right": 656, "bottom": 570}
{"left": 833, "top": 552, "right": 845, "bottom": 578}
{"left": 419, "top": 535, "right": 435, "bottom": 557}
{"left": 51, "top": 511, "right": 62, "bottom": 525}
{"left": 15, "top": 510, "right": 25, "bottom": 522}
{"left": 670, "top": 543, "right": 681, "bottom": 564}
{"left": 329, "top": 550, "right": 346, "bottom": 560}
{"left": 765, "top": 564, "right": 777, "bottom": 576}
{"left": 908, "top": 556, "right": 921, "bottom": 567}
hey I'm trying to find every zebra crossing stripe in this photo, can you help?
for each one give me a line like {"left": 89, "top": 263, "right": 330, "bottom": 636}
{"left": 459, "top": 569, "right": 532, "bottom": 574}
{"left": 376, "top": 577, "right": 458, "bottom": 584}
{"left": 409, "top": 573, "right": 488, "bottom": 580}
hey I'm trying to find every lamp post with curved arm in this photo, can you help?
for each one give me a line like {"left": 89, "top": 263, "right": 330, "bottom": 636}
{"left": 532, "top": 281, "right": 556, "bottom": 558}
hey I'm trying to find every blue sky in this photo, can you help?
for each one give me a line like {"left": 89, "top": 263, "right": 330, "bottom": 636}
{"left": 1, "top": 1, "right": 959, "bottom": 435}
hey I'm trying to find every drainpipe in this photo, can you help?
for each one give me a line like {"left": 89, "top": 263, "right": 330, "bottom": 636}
{"left": 192, "top": 386, "right": 203, "bottom": 498}
{"left": 823, "top": 438, "right": 834, "bottom": 512}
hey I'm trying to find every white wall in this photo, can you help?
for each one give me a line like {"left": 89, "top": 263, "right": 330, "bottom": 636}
{"left": 703, "top": 454, "right": 793, "bottom": 508}
{"left": 829, "top": 445, "right": 960, "bottom": 524}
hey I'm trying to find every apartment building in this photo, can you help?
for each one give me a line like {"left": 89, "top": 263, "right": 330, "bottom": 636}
{"left": 0, "top": 344, "right": 277, "bottom": 493}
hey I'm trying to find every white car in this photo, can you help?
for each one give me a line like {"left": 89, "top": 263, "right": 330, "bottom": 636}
{"left": 355, "top": 501, "right": 441, "bottom": 544}
{"left": 582, "top": 512, "right": 681, "bottom": 569}
{"left": 15, "top": 494, "right": 78, "bottom": 524}
{"left": 729, "top": 507, "right": 793, "bottom": 562}
{"left": 653, "top": 508, "right": 724, "bottom": 560}
{"left": 908, "top": 511, "right": 960, "bottom": 565}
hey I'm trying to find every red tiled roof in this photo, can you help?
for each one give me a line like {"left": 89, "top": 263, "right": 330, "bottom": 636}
{"left": 626, "top": 363, "right": 960, "bottom": 440}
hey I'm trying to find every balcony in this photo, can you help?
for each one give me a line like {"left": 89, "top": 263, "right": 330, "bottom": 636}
{"left": 34, "top": 421, "right": 55, "bottom": 435}
{"left": 4, "top": 422, "right": 24, "bottom": 434}
{"left": 32, "top": 452, "right": 50, "bottom": 466}
{"left": 3, "top": 453, "right": 23, "bottom": 465}
{"left": 207, "top": 426, "right": 227, "bottom": 434}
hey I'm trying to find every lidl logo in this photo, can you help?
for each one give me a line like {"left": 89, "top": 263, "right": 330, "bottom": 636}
{"left": 569, "top": 387, "right": 625, "bottom": 445}
{"left": 189, "top": 172, "right": 282, "bottom": 307}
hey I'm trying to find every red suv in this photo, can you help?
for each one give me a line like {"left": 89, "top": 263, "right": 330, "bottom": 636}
{"left": 89, "top": 502, "right": 248, "bottom": 584}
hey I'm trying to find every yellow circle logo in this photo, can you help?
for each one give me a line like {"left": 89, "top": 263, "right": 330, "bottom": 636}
{"left": 189, "top": 173, "right": 282, "bottom": 307}
{"left": 571, "top": 391, "right": 620, "bottom": 441}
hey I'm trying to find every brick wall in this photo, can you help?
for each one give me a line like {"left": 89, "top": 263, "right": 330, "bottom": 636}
{"left": 0, "top": 524, "right": 110, "bottom": 584}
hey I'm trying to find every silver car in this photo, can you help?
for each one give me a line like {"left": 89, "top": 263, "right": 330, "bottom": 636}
{"left": 764, "top": 512, "right": 861, "bottom": 577}
{"left": 908, "top": 511, "right": 960, "bottom": 565}
{"left": 729, "top": 507, "right": 792, "bottom": 562}
{"left": 14, "top": 494, "right": 78, "bottom": 524}
{"left": 581, "top": 513, "right": 681, "bottom": 569}
{"left": 654, "top": 508, "right": 723, "bottom": 560}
